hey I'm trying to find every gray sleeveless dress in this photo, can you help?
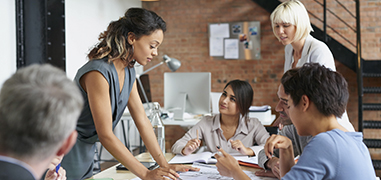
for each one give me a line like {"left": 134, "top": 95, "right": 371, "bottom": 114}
{"left": 62, "top": 58, "right": 135, "bottom": 180}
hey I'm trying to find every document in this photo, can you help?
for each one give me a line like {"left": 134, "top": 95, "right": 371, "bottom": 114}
{"left": 209, "top": 23, "right": 229, "bottom": 57}
{"left": 168, "top": 152, "right": 254, "bottom": 165}
{"left": 168, "top": 152, "right": 217, "bottom": 164}
{"left": 209, "top": 37, "right": 224, "bottom": 56}
{"left": 235, "top": 155, "right": 258, "bottom": 164}
{"left": 209, "top": 23, "right": 230, "bottom": 38}
{"left": 177, "top": 162, "right": 275, "bottom": 180}
{"left": 131, "top": 162, "right": 276, "bottom": 180}
{"left": 224, "top": 39, "right": 239, "bottom": 59}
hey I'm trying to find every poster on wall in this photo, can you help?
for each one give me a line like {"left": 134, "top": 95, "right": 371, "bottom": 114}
{"left": 208, "top": 21, "right": 261, "bottom": 60}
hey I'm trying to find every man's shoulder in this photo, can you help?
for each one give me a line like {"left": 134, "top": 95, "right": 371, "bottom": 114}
{"left": 279, "top": 124, "right": 297, "bottom": 135}
{"left": 0, "top": 160, "right": 35, "bottom": 179}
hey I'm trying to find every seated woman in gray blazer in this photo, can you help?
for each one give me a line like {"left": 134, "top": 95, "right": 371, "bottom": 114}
{"left": 171, "top": 80, "right": 270, "bottom": 156}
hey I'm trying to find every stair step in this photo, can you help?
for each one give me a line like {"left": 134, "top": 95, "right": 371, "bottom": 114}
{"left": 363, "top": 103, "right": 381, "bottom": 111}
{"left": 363, "top": 73, "right": 381, "bottom": 77}
{"left": 364, "top": 139, "right": 381, "bottom": 148}
{"left": 363, "top": 60, "right": 381, "bottom": 74}
{"left": 364, "top": 121, "right": 381, "bottom": 129}
{"left": 363, "top": 87, "right": 381, "bottom": 94}
{"left": 373, "top": 160, "right": 381, "bottom": 170}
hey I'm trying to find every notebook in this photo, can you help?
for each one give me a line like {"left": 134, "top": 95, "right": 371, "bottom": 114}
{"left": 169, "top": 152, "right": 218, "bottom": 164}
{"left": 169, "top": 152, "right": 253, "bottom": 165}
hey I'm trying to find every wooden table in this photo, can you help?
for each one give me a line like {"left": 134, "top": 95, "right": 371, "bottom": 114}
{"left": 92, "top": 153, "right": 264, "bottom": 180}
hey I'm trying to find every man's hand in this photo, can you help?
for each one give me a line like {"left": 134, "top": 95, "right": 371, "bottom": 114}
{"left": 215, "top": 149, "right": 251, "bottom": 180}
{"left": 254, "top": 169, "right": 278, "bottom": 179}
{"left": 45, "top": 155, "right": 66, "bottom": 180}
{"left": 264, "top": 135, "right": 292, "bottom": 159}
{"left": 255, "top": 157, "right": 281, "bottom": 179}
{"left": 214, "top": 149, "right": 241, "bottom": 177}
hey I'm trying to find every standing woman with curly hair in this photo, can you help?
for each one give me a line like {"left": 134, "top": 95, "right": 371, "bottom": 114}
{"left": 61, "top": 8, "right": 197, "bottom": 180}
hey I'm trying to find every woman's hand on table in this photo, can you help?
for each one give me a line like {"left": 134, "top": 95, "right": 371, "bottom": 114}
{"left": 168, "top": 164, "right": 200, "bottom": 172}
{"left": 143, "top": 164, "right": 199, "bottom": 180}
{"left": 143, "top": 167, "right": 179, "bottom": 180}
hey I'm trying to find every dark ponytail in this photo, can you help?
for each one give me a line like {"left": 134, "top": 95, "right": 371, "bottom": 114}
{"left": 88, "top": 8, "right": 166, "bottom": 68}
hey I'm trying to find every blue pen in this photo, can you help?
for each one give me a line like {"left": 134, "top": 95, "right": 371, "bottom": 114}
{"left": 55, "top": 163, "right": 61, "bottom": 173}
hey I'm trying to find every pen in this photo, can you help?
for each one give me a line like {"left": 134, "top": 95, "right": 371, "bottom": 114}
{"left": 55, "top": 163, "right": 61, "bottom": 173}
{"left": 196, "top": 129, "right": 199, "bottom": 140}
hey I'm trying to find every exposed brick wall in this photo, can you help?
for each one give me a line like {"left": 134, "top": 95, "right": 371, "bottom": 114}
{"left": 143, "top": 0, "right": 283, "bottom": 115}
{"left": 142, "top": 0, "right": 380, "bottom": 175}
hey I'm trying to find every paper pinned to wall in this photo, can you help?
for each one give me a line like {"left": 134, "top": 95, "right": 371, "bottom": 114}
{"left": 224, "top": 39, "right": 239, "bottom": 59}
{"left": 209, "top": 37, "right": 224, "bottom": 56}
{"left": 209, "top": 23, "right": 229, "bottom": 37}
{"left": 209, "top": 23, "right": 229, "bottom": 57}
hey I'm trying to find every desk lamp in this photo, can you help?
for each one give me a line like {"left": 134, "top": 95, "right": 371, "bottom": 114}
{"left": 136, "top": 54, "right": 181, "bottom": 110}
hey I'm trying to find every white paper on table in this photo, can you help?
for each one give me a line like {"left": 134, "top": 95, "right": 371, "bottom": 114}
{"left": 178, "top": 162, "right": 277, "bottom": 180}
{"left": 234, "top": 156, "right": 258, "bottom": 164}
{"left": 132, "top": 162, "right": 276, "bottom": 180}
{"left": 168, "top": 152, "right": 216, "bottom": 164}
{"left": 224, "top": 39, "right": 239, "bottom": 59}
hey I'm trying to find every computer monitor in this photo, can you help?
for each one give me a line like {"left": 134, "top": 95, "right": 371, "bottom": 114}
{"left": 164, "top": 72, "right": 211, "bottom": 120}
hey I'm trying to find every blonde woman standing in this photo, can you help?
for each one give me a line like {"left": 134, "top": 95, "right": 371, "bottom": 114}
{"left": 270, "top": 0, "right": 354, "bottom": 132}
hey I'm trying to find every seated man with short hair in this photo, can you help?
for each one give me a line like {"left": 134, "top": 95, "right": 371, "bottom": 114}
{"left": 215, "top": 63, "right": 376, "bottom": 179}
{"left": 0, "top": 64, "right": 83, "bottom": 180}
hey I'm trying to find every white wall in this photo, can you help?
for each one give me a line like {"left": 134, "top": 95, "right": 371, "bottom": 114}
{"left": 0, "top": 0, "right": 16, "bottom": 87}
{"left": 0, "top": 0, "right": 142, "bottom": 160}
{"left": 0, "top": 0, "right": 142, "bottom": 86}
{"left": 66, "top": 0, "right": 142, "bottom": 80}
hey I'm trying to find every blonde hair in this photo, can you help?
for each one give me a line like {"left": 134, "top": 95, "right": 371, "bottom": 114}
{"left": 270, "top": 0, "right": 313, "bottom": 42}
